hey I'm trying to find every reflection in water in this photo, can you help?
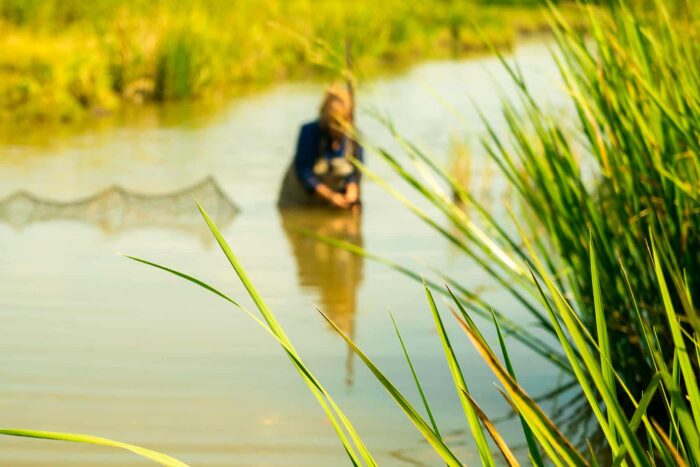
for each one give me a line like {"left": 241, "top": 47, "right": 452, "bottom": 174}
{"left": 0, "top": 177, "right": 238, "bottom": 242}
{"left": 279, "top": 207, "right": 364, "bottom": 387}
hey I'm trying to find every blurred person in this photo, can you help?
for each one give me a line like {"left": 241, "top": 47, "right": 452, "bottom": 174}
{"left": 277, "top": 84, "right": 363, "bottom": 209}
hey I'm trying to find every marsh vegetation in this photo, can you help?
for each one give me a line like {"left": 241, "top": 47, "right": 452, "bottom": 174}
{"left": 0, "top": 0, "right": 585, "bottom": 125}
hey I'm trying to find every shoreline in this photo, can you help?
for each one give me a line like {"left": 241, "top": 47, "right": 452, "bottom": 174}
{"left": 0, "top": 32, "right": 564, "bottom": 149}
{"left": 0, "top": 1, "right": 590, "bottom": 132}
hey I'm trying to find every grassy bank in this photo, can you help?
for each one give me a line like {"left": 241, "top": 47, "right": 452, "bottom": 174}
{"left": 0, "top": 0, "right": 585, "bottom": 125}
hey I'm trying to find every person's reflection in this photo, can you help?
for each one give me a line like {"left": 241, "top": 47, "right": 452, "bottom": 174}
{"left": 279, "top": 207, "right": 363, "bottom": 387}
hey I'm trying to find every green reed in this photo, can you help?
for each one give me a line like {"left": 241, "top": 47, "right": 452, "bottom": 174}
{"left": 488, "top": 0, "right": 700, "bottom": 403}
{"left": 0, "top": 429, "right": 187, "bottom": 465}
{"left": 348, "top": 0, "right": 700, "bottom": 405}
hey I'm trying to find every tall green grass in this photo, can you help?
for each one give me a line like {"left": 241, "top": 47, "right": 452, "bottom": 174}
{"left": 346, "top": 0, "right": 700, "bottom": 407}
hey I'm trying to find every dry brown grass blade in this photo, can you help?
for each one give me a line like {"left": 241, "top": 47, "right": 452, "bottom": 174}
{"left": 651, "top": 419, "right": 687, "bottom": 467}
{"left": 447, "top": 307, "right": 586, "bottom": 465}
{"left": 462, "top": 390, "right": 520, "bottom": 467}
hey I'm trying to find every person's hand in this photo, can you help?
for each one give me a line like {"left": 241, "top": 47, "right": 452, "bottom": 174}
{"left": 316, "top": 183, "right": 349, "bottom": 209}
{"left": 329, "top": 192, "right": 351, "bottom": 209}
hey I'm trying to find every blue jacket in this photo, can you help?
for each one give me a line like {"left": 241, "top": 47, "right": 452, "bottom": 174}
{"left": 293, "top": 120, "right": 364, "bottom": 193}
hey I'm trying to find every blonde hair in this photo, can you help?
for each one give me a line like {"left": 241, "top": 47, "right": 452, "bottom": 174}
{"left": 319, "top": 83, "right": 353, "bottom": 131}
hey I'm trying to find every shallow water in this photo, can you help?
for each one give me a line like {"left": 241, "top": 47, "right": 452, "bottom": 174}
{"left": 0, "top": 40, "right": 575, "bottom": 466}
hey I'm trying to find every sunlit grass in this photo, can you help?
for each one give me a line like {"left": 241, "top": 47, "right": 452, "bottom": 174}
{"left": 0, "top": 429, "right": 187, "bottom": 466}
{"left": 341, "top": 0, "right": 700, "bottom": 408}
{"left": 0, "top": 0, "right": 587, "bottom": 125}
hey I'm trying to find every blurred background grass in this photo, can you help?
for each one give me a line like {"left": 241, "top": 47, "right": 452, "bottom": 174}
{"left": 0, "top": 0, "right": 584, "bottom": 125}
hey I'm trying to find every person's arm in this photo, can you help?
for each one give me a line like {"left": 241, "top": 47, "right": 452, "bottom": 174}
{"left": 294, "top": 124, "right": 322, "bottom": 193}
{"left": 354, "top": 143, "right": 364, "bottom": 165}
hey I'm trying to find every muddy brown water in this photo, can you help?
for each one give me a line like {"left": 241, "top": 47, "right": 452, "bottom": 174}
{"left": 0, "top": 41, "right": 575, "bottom": 466}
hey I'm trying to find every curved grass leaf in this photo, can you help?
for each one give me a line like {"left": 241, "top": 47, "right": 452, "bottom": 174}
{"left": 0, "top": 429, "right": 187, "bottom": 467}
{"left": 389, "top": 311, "right": 442, "bottom": 439}
{"left": 490, "top": 308, "right": 543, "bottom": 467}
{"left": 195, "top": 202, "right": 377, "bottom": 467}
{"left": 424, "top": 285, "right": 494, "bottom": 467}
{"left": 446, "top": 305, "right": 586, "bottom": 466}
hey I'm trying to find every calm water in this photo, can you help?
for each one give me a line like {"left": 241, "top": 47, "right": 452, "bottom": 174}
{"left": 0, "top": 41, "right": 574, "bottom": 466}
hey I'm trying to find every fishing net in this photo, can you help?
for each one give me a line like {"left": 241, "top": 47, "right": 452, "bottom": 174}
{"left": 0, "top": 177, "right": 238, "bottom": 237}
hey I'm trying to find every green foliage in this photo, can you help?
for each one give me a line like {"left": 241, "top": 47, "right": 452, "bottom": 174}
{"left": 346, "top": 0, "right": 700, "bottom": 408}
{"left": 0, "top": 0, "right": 586, "bottom": 124}
{"left": 484, "top": 0, "right": 700, "bottom": 401}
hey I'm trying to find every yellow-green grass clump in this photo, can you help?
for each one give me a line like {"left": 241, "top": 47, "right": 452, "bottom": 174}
{"left": 0, "top": 0, "right": 586, "bottom": 125}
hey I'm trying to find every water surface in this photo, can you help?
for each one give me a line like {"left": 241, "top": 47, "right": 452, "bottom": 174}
{"left": 0, "top": 40, "right": 573, "bottom": 466}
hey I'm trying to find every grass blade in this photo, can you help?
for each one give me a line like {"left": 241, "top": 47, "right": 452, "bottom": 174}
{"left": 590, "top": 239, "right": 617, "bottom": 446}
{"left": 124, "top": 255, "right": 239, "bottom": 306}
{"left": 490, "top": 308, "right": 544, "bottom": 467}
{"left": 131, "top": 203, "right": 377, "bottom": 466}
{"left": 195, "top": 202, "right": 378, "bottom": 466}
{"left": 389, "top": 310, "right": 442, "bottom": 439}
{"left": 424, "top": 285, "right": 494, "bottom": 467}
{"left": 446, "top": 304, "right": 586, "bottom": 466}
{"left": 651, "top": 238, "right": 700, "bottom": 428}
{"left": 650, "top": 419, "right": 687, "bottom": 467}
{"left": 0, "top": 429, "right": 187, "bottom": 467}
{"left": 611, "top": 373, "right": 662, "bottom": 467}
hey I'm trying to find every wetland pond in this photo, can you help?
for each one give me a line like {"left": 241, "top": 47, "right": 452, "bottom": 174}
{"left": 0, "top": 40, "right": 576, "bottom": 466}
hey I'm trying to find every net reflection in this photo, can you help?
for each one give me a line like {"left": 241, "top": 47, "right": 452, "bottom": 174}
{"left": 279, "top": 207, "right": 364, "bottom": 387}
{"left": 0, "top": 177, "right": 238, "bottom": 243}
